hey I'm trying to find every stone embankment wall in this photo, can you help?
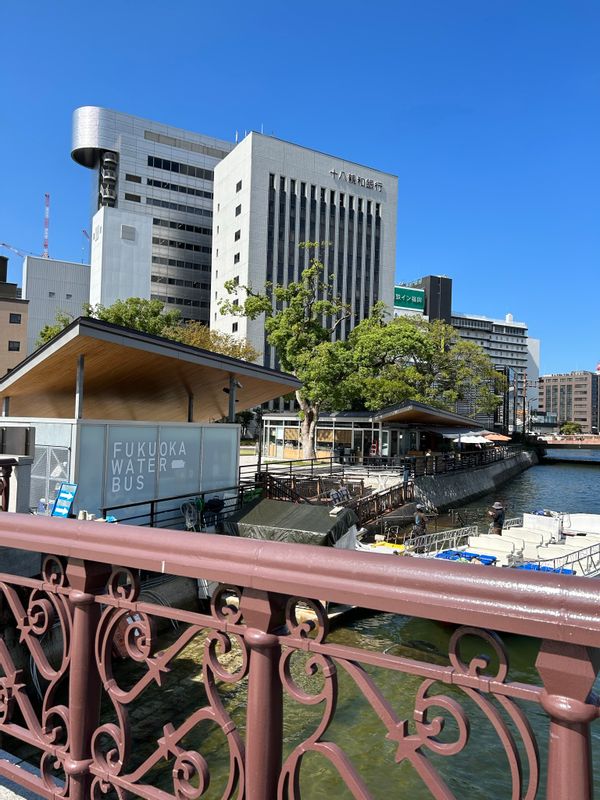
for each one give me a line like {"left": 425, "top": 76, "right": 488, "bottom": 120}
{"left": 414, "top": 450, "right": 537, "bottom": 511}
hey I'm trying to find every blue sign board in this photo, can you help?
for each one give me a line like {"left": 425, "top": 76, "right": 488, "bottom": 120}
{"left": 51, "top": 482, "right": 78, "bottom": 518}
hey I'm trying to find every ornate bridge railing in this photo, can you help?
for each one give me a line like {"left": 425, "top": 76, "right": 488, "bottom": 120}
{"left": 0, "top": 514, "right": 598, "bottom": 799}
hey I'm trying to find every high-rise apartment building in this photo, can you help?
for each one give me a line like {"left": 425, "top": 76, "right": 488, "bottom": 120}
{"left": 22, "top": 256, "right": 90, "bottom": 353}
{"left": 451, "top": 312, "right": 538, "bottom": 427}
{"left": 211, "top": 133, "right": 397, "bottom": 366}
{"left": 538, "top": 371, "right": 599, "bottom": 433}
{"left": 71, "top": 107, "right": 234, "bottom": 323}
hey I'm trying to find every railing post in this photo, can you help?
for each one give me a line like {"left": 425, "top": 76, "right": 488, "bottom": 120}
{"left": 65, "top": 558, "right": 111, "bottom": 800}
{"left": 240, "top": 588, "right": 285, "bottom": 800}
{"left": 536, "top": 641, "right": 600, "bottom": 800}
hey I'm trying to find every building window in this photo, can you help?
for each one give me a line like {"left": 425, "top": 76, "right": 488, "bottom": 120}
{"left": 234, "top": 252, "right": 240, "bottom": 264}
{"left": 125, "top": 173, "right": 142, "bottom": 183}
{"left": 9, "top": 313, "right": 21, "bottom": 324}
{"left": 66, "top": 293, "right": 72, "bottom": 299}
{"left": 236, "top": 180, "right": 243, "bottom": 192}
{"left": 8, "top": 341, "right": 20, "bottom": 352}
{"left": 48, "top": 291, "right": 55, "bottom": 297}
{"left": 232, "top": 322, "right": 238, "bottom": 333}
{"left": 125, "top": 193, "right": 141, "bottom": 203}
{"left": 235, "top": 204, "right": 241, "bottom": 216}
{"left": 234, "top": 229, "right": 241, "bottom": 241}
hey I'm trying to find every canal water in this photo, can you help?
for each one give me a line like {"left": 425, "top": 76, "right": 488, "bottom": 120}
{"left": 116, "top": 455, "right": 600, "bottom": 798}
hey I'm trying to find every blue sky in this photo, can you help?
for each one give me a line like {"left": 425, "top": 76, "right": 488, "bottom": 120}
{"left": 1, "top": 0, "right": 599, "bottom": 374}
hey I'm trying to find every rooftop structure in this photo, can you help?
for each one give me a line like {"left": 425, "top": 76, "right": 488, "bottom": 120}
{"left": 0, "top": 316, "right": 299, "bottom": 422}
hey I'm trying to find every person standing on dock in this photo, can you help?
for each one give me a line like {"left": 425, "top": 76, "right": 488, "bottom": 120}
{"left": 413, "top": 504, "right": 428, "bottom": 537}
{"left": 488, "top": 501, "right": 505, "bottom": 535}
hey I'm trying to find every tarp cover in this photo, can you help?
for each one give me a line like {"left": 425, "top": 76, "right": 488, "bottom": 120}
{"left": 223, "top": 498, "right": 359, "bottom": 546}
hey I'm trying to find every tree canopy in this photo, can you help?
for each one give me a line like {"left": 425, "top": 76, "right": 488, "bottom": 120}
{"left": 560, "top": 421, "right": 582, "bottom": 435}
{"left": 220, "top": 246, "right": 504, "bottom": 457}
{"left": 347, "top": 308, "right": 503, "bottom": 414}
{"left": 35, "top": 298, "right": 258, "bottom": 362}
{"left": 163, "top": 321, "right": 259, "bottom": 361}
{"left": 220, "top": 245, "right": 351, "bottom": 456}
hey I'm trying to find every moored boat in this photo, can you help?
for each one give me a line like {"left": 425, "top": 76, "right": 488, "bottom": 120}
{"left": 356, "top": 511, "right": 600, "bottom": 577}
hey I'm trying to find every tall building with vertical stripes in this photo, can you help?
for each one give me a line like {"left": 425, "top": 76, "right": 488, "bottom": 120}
{"left": 211, "top": 133, "right": 397, "bottom": 367}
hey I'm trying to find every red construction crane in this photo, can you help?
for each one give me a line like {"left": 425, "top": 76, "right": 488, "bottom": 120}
{"left": 42, "top": 193, "right": 50, "bottom": 258}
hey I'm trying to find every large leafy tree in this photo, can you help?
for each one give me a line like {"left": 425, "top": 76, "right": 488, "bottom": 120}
{"left": 35, "top": 299, "right": 257, "bottom": 362}
{"left": 348, "top": 310, "right": 504, "bottom": 414}
{"left": 220, "top": 246, "right": 351, "bottom": 458}
{"left": 164, "top": 321, "right": 259, "bottom": 361}
{"left": 36, "top": 298, "right": 180, "bottom": 346}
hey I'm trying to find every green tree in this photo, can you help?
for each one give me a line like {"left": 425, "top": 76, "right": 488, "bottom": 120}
{"left": 85, "top": 298, "right": 181, "bottom": 336}
{"left": 235, "top": 409, "right": 255, "bottom": 439}
{"left": 560, "top": 421, "right": 582, "bottom": 435}
{"left": 36, "top": 311, "right": 76, "bottom": 348}
{"left": 347, "top": 311, "right": 505, "bottom": 414}
{"left": 220, "top": 245, "right": 351, "bottom": 457}
{"left": 36, "top": 298, "right": 181, "bottom": 347}
{"left": 164, "top": 321, "right": 259, "bottom": 361}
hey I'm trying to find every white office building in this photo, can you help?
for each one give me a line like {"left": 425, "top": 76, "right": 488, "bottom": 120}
{"left": 211, "top": 133, "right": 398, "bottom": 366}
{"left": 71, "top": 106, "right": 234, "bottom": 323}
{"left": 451, "top": 311, "right": 539, "bottom": 426}
{"left": 22, "top": 256, "right": 90, "bottom": 353}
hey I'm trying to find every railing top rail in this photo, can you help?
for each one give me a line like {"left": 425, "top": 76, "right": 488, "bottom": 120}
{"left": 1, "top": 514, "right": 598, "bottom": 647}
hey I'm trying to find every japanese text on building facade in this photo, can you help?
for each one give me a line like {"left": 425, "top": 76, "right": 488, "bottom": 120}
{"left": 329, "top": 169, "right": 383, "bottom": 191}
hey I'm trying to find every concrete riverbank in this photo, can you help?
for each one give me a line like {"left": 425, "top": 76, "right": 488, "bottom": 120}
{"left": 414, "top": 450, "right": 538, "bottom": 511}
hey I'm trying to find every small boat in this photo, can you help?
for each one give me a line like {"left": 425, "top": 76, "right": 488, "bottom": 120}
{"left": 356, "top": 511, "right": 600, "bottom": 577}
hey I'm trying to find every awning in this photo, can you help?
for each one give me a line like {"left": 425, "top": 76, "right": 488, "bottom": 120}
{"left": 423, "top": 427, "right": 480, "bottom": 439}
{"left": 453, "top": 434, "right": 491, "bottom": 444}
{"left": 0, "top": 317, "right": 301, "bottom": 422}
{"left": 483, "top": 432, "right": 512, "bottom": 442}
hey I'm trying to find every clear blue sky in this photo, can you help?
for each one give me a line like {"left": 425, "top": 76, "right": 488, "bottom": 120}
{"left": 1, "top": 1, "right": 599, "bottom": 374}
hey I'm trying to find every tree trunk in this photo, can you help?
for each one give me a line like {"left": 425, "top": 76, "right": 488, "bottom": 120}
{"left": 297, "top": 393, "right": 318, "bottom": 460}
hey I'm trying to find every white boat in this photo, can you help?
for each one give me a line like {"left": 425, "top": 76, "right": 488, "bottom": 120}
{"left": 356, "top": 512, "right": 600, "bottom": 577}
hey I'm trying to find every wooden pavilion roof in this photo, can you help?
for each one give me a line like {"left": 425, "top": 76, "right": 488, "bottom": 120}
{"left": 0, "top": 318, "right": 300, "bottom": 422}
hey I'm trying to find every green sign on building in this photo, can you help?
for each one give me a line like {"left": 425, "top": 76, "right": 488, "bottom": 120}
{"left": 394, "top": 286, "right": 425, "bottom": 312}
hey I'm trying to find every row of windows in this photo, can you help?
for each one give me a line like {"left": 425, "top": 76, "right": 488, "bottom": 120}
{"left": 152, "top": 218, "right": 211, "bottom": 237}
{"left": 147, "top": 177, "right": 213, "bottom": 200}
{"left": 268, "top": 174, "right": 382, "bottom": 216}
{"left": 146, "top": 197, "right": 212, "bottom": 218}
{"left": 152, "top": 236, "right": 211, "bottom": 254}
{"left": 47, "top": 292, "right": 73, "bottom": 299}
{"left": 152, "top": 256, "right": 210, "bottom": 272}
{"left": 144, "top": 129, "right": 231, "bottom": 160}
{"left": 150, "top": 293, "right": 208, "bottom": 309}
{"left": 151, "top": 274, "right": 210, "bottom": 290}
{"left": 147, "top": 155, "right": 213, "bottom": 182}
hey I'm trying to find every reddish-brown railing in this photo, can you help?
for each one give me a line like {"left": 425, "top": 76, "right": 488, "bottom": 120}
{"left": 0, "top": 514, "right": 598, "bottom": 799}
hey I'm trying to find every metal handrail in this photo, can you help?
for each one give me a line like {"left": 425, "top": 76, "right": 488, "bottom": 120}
{"left": 0, "top": 514, "right": 598, "bottom": 799}
{"left": 406, "top": 525, "right": 479, "bottom": 555}
{"left": 0, "top": 513, "right": 598, "bottom": 644}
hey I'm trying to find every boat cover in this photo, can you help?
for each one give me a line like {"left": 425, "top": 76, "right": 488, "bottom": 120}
{"left": 223, "top": 499, "right": 359, "bottom": 547}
